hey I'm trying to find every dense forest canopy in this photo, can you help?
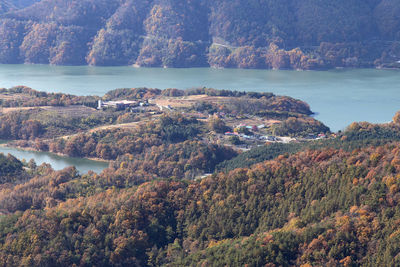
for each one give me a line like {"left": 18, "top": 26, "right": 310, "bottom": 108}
{"left": 3, "top": 127, "right": 400, "bottom": 265}
{"left": 0, "top": 0, "right": 399, "bottom": 69}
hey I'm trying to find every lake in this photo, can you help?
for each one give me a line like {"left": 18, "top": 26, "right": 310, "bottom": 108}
{"left": 0, "top": 143, "right": 109, "bottom": 174}
{"left": 0, "top": 64, "right": 399, "bottom": 171}
{"left": 1, "top": 64, "right": 399, "bottom": 132}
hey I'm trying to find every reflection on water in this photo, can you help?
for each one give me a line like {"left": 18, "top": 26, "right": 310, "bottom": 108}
{"left": 0, "top": 144, "right": 108, "bottom": 174}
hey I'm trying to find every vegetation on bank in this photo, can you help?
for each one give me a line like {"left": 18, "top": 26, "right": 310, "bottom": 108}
{"left": 0, "top": 153, "right": 23, "bottom": 183}
{"left": 0, "top": 86, "right": 99, "bottom": 107}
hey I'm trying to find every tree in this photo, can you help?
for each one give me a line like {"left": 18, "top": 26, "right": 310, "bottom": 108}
{"left": 393, "top": 111, "right": 400, "bottom": 125}
{"left": 208, "top": 116, "right": 230, "bottom": 133}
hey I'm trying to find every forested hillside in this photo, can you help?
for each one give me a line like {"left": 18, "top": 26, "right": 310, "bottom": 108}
{"left": 0, "top": 0, "right": 399, "bottom": 69}
{"left": 3, "top": 124, "right": 400, "bottom": 265}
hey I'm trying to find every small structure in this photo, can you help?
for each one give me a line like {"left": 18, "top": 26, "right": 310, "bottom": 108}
{"left": 257, "top": 124, "right": 265, "bottom": 129}
{"left": 98, "top": 100, "right": 138, "bottom": 110}
{"left": 305, "top": 133, "right": 317, "bottom": 140}
{"left": 156, "top": 104, "right": 173, "bottom": 111}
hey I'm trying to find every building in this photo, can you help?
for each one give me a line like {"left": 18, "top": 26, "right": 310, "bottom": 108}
{"left": 98, "top": 100, "right": 138, "bottom": 110}
{"left": 156, "top": 104, "right": 173, "bottom": 111}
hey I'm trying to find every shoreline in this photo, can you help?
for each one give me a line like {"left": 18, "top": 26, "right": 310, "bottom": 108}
{"left": 2, "top": 63, "right": 400, "bottom": 71}
{"left": 0, "top": 142, "right": 111, "bottom": 164}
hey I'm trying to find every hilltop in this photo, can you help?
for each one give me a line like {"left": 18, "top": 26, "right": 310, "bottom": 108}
{"left": 0, "top": 86, "right": 328, "bottom": 161}
{"left": 0, "top": 0, "right": 399, "bottom": 69}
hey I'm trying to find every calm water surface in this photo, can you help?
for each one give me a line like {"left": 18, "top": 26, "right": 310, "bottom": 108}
{"left": 0, "top": 64, "right": 399, "bottom": 170}
{"left": 0, "top": 142, "right": 108, "bottom": 174}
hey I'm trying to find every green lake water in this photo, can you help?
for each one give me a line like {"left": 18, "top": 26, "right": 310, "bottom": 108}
{"left": 0, "top": 143, "right": 109, "bottom": 174}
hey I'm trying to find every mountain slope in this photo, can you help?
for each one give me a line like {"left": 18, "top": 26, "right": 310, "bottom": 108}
{"left": 0, "top": 0, "right": 399, "bottom": 69}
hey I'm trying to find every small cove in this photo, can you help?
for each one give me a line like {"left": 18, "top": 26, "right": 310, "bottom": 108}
{"left": 0, "top": 141, "right": 108, "bottom": 174}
